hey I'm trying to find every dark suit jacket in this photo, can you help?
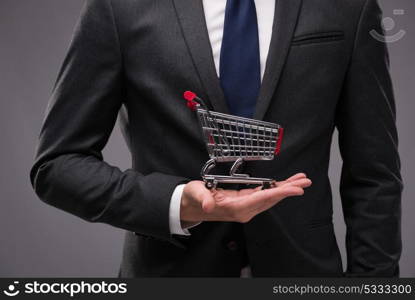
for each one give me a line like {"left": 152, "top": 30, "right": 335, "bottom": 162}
{"left": 30, "top": 0, "right": 402, "bottom": 277}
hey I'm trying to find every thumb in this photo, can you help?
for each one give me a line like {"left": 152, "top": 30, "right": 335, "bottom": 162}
{"left": 201, "top": 191, "right": 216, "bottom": 213}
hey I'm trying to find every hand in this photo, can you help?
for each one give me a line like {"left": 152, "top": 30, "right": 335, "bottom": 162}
{"left": 180, "top": 173, "right": 312, "bottom": 226}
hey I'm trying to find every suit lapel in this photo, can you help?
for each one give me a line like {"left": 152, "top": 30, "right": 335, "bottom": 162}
{"left": 254, "top": 0, "right": 302, "bottom": 120}
{"left": 172, "top": 0, "right": 302, "bottom": 118}
{"left": 172, "top": 0, "right": 229, "bottom": 113}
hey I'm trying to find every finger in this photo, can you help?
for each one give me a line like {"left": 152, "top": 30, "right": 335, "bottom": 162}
{"left": 286, "top": 173, "right": 307, "bottom": 182}
{"left": 234, "top": 184, "right": 305, "bottom": 211}
{"left": 263, "top": 185, "right": 305, "bottom": 203}
{"left": 274, "top": 173, "right": 307, "bottom": 186}
{"left": 248, "top": 186, "right": 305, "bottom": 215}
{"left": 216, "top": 187, "right": 258, "bottom": 199}
{"left": 282, "top": 178, "right": 312, "bottom": 188}
{"left": 215, "top": 177, "right": 311, "bottom": 207}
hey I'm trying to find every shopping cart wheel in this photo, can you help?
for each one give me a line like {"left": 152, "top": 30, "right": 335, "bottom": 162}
{"left": 262, "top": 182, "right": 272, "bottom": 190}
{"left": 205, "top": 179, "right": 217, "bottom": 190}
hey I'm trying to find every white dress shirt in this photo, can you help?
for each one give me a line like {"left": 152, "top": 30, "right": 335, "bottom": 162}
{"left": 169, "top": 0, "right": 276, "bottom": 235}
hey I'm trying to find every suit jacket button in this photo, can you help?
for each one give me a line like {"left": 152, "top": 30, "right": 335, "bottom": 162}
{"left": 226, "top": 241, "right": 238, "bottom": 251}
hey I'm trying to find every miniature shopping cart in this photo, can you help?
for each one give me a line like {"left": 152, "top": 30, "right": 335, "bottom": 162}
{"left": 183, "top": 91, "right": 284, "bottom": 190}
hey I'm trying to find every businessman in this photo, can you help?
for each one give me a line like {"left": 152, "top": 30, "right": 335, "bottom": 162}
{"left": 30, "top": 0, "right": 402, "bottom": 277}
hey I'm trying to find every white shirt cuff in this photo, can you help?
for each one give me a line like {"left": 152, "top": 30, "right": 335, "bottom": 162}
{"left": 169, "top": 184, "right": 201, "bottom": 235}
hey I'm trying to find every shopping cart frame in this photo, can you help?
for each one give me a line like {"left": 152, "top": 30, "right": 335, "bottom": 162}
{"left": 184, "top": 91, "right": 284, "bottom": 189}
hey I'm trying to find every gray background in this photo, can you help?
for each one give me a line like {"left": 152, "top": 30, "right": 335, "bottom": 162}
{"left": 0, "top": 0, "right": 413, "bottom": 277}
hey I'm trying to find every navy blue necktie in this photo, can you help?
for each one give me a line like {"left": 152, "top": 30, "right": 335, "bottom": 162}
{"left": 220, "top": 0, "right": 261, "bottom": 118}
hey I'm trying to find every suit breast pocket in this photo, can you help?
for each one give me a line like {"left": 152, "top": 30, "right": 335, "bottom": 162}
{"left": 291, "top": 31, "right": 345, "bottom": 46}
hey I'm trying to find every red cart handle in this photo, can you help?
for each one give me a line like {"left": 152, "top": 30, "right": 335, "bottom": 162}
{"left": 274, "top": 127, "right": 284, "bottom": 155}
{"left": 184, "top": 91, "right": 206, "bottom": 111}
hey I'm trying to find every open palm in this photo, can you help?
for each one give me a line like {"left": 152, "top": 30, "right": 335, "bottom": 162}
{"left": 180, "top": 173, "right": 312, "bottom": 224}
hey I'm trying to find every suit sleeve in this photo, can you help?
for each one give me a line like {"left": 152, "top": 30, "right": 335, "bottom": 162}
{"left": 30, "top": 0, "right": 188, "bottom": 243}
{"left": 335, "top": 0, "right": 403, "bottom": 277}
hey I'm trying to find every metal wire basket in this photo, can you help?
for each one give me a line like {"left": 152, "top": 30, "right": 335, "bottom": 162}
{"left": 184, "top": 91, "right": 284, "bottom": 189}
